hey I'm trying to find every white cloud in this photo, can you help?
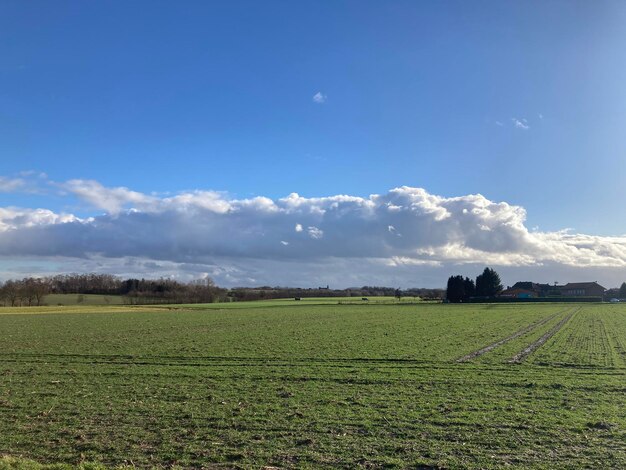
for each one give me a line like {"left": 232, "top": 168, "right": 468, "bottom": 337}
{"left": 2, "top": 181, "right": 626, "bottom": 287}
{"left": 512, "top": 118, "right": 530, "bottom": 130}
{"left": 62, "top": 179, "right": 156, "bottom": 215}
{"left": 495, "top": 121, "right": 504, "bottom": 127}
{"left": 312, "top": 92, "right": 327, "bottom": 104}
{"left": 0, "top": 172, "right": 54, "bottom": 195}
{"left": 0, "top": 207, "right": 84, "bottom": 232}
{"left": 0, "top": 177, "right": 25, "bottom": 193}
{"left": 307, "top": 226, "right": 324, "bottom": 239}
{"left": 388, "top": 225, "right": 403, "bottom": 237}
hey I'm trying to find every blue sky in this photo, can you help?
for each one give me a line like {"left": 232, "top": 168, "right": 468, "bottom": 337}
{"left": 1, "top": 1, "right": 626, "bottom": 287}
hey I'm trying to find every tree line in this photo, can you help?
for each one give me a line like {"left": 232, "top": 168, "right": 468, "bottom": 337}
{"left": 446, "top": 267, "right": 503, "bottom": 303}
{"left": 0, "top": 274, "right": 228, "bottom": 306}
{"left": 229, "top": 286, "right": 444, "bottom": 302}
{"left": 0, "top": 274, "right": 446, "bottom": 307}
{"left": 0, "top": 278, "right": 51, "bottom": 307}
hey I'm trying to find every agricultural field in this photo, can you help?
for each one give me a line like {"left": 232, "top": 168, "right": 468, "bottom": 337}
{"left": 0, "top": 302, "right": 625, "bottom": 468}
{"left": 177, "top": 296, "right": 426, "bottom": 310}
{"left": 42, "top": 294, "right": 126, "bottom": 307}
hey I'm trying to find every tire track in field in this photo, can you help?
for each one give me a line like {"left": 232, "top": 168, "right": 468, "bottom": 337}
{"left": 508, "top": 307, "right": 579, "bottom": 363}
{"left": 456, "top": 309, "right": 568, "bottom": 363}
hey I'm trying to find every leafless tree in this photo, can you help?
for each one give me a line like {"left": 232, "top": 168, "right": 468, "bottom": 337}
{"left": 19, "top": 278, "right": 37, "bottom": 306}
{"left": 2, "top": 280, "right": 21, "bottom": 307}
{"left": 31, "top": 278, "right": 51, "bottom": 306}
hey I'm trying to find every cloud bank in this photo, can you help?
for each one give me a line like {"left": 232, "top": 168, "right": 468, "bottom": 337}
{"left": 1, "top": 179, "right": 625, "bottom": 287}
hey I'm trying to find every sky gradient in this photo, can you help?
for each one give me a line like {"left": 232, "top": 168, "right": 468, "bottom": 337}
{"left": 1, "top": 1, "right": 626, "bottom": 287}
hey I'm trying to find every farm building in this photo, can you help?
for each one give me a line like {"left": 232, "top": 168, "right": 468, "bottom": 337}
{"left": 510, "top": 282, "right": 556, "bottom": 297}
{"left": 498, "top": 288, "right": 536, "bottom": 299}
{"left": 559, "top": 282, "right": 605, "bottom": 297}
{"left": 505, "top": 281, "right": 606, "bottom": 298}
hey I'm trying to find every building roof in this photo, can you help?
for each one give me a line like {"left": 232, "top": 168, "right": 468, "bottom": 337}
{"left": 499, "top": 288, "right": 535, "bottom": 296}
{"left": 512, "top": 281, "right": 536, "bottom": 289}
{"left": 560, "top": 282, "right": 605, "bottom": 291}
{"left": 512, "top": 281, "right": 553, "bottom": 291}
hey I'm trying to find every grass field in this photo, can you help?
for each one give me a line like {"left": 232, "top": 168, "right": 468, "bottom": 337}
{"left": 36, "top": 295, "right": 419, "bottom": 309}
{"left": 0, "top": 302, "right": 625, "bottom": 468}
{"left": 177, "top": 296, "right": 426, "bottom": 310}
{"left": 42, "top": 294, "right": 126, "bottom": 307}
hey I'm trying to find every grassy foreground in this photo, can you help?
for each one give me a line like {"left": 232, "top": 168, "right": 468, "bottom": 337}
{"left": 0, "top": 302, "right": 624, "bottom": 468}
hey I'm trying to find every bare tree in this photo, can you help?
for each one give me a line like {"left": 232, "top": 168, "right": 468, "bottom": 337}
{"left": 3, "top": 280, "right": 21, "bottom": 307}
{"left": 31, "top": 278, "right": 51, "bottom": 306}
{"left": 20, "top": 278, "right": 37, "bottom": 307}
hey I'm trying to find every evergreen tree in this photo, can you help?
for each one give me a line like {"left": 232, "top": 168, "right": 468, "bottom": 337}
{"left": 463, "top": 277, "right": 476, "bottom": 299}
{"left": 475, "top": 267, "right": 503, "bottom": 297}
{"left": 619, "top": 282, "right": 626, "bottom": 299}
{"left": 446, "top": 275, "right": 466, "bottom": 303}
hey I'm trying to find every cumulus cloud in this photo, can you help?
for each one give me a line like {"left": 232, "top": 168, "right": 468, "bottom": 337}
{"left": 312, "top": 92, "right": 327, "bottom": 104}
{"left": 1, "top": 180, "right": 626, "bottom": 286}
{"left": 0, "top": 207, "right": 84, "bottom": 232}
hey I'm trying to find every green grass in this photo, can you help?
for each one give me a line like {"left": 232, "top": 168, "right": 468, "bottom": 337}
{"left": 178, "top": 296, "right": 425, "bottom": 309}
{"left": 0, "top": 303, "right": 624, "bottom": 468}
{"left": 41, "top": 294, "right": 126, "bottom": 306}
{"left": 0, "top": 455, "right": 120, "bottom": 470}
